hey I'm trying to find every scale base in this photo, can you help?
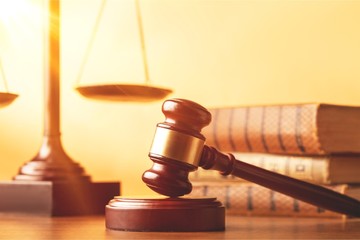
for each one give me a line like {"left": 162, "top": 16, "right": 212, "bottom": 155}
{"left": 0, "top": 180, "right": 120, "bottom": 216}
{"left": 105, "top": 196, "right": 225, "bottom": 232}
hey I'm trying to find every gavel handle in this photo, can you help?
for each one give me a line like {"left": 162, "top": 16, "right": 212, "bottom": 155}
{"left": 200, "top": 146, "right": 360, "bottom": 217}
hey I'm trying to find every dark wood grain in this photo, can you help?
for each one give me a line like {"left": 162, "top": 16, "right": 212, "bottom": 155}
{"left": 106, "top": 196, "right": 225, "bottom": 231}
{"left": 0, "top": 214, "right": 359, "bottom": 239}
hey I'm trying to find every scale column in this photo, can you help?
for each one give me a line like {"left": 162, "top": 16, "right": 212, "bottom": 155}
{"left": 13, "top": 0, "right": 90, "bottom": 182}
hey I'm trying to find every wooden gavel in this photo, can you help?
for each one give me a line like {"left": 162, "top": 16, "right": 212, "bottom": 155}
{"left": 142, "top": 98, "right": 360, "bottom": 217}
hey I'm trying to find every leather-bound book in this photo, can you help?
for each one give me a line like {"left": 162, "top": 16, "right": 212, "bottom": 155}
{"left": 190, "top": 181, "right": 360, "bottom": 218}
{"left": 190, "top": 152, "right": 360, "bottom": 185}
{"left": 203, "top": 104, "right": 360, "bottom": 155}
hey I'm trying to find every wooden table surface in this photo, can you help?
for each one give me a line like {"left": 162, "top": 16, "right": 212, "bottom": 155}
{"left": 0, "top": 214, "right": 359, "bottom": 239}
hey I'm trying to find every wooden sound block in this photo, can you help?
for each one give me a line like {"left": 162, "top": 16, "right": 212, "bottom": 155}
{"left": 0, "top": 180, "right": 120, "bottom": 216}
{"left": 105, "top": 196, "right": 225, "bottom": 232}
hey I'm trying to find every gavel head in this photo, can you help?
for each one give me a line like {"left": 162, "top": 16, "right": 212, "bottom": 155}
{"left": 142, "top": 98, "right": 211, "bottom": 197}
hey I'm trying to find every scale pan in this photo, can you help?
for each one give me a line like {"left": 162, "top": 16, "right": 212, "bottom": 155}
{"left": 0, "top": 92, "right": 18, "bottom": 108}
{"left": 76, "top": 84, "right": 172, "bottom": 102}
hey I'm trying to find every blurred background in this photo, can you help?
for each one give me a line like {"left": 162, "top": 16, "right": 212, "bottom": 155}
{"left": 0, "top": 0, "right": 359, "bottom": 195}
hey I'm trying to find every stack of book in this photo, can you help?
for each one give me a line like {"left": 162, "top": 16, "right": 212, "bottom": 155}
{"left": 189, "top": 103, "right": 360, "bottom": 218}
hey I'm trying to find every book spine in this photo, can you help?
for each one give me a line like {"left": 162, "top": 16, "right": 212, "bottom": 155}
{"left": 203, "top": 104, "right": 325, "bottom": 155}
{"left": 190, "top": 153, "right": 329, "bottom": 184}
{"left": 189, "top": 182, "right": 346, "bottom": 218}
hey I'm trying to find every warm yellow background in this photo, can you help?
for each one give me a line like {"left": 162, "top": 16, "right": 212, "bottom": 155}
{"left": 0, "top": 0, "right": 360, "bottom": 196}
